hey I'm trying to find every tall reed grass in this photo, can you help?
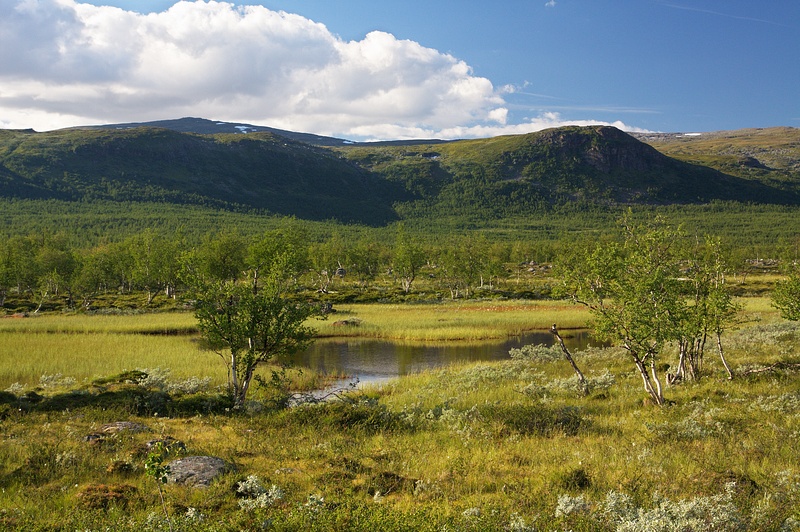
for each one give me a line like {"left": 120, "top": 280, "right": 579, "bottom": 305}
{"left": 0, "top": 312, "right": 198, "bottom": 335}
{"left": 0, "top": 331, "right": 224, "bottom": 389}
{"left": 316, "top": 301, "right": 591, "bottom": 341}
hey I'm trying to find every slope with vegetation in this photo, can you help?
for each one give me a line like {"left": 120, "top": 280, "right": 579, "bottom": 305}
{"left": 0, "top": 127, "right": 402, "bottom": 225}
{"left": 340, "top": 125, "right": 800, "bottom": 222}
{"left": 638, "top": 127, "right": 800, "bottom": 190}
{"left": 3, "top": 122, "right": 800, "bottom": 232}
{"left": 2, "top": 122, "right": 800, "bottom": 530}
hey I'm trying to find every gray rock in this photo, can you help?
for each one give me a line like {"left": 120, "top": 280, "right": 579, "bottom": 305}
{"left": 85, "top": 421, "right": 150, "bottom": 445}
{"left": 167, "top": 456, "right": 231, "bottom": 487}
{"left": 100, "top": 421, "right": 150, "bottom": 434}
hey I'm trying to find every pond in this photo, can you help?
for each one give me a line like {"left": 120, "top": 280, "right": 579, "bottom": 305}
{"left": 291, "top": 330, "right": 601, "bottom": 388}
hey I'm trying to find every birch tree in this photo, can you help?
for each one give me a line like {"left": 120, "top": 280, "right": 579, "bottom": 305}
{"left": 186, "top": 235, "right": 320, "bottom": 408}
{"left": 560, "top": 216, "right": 685, "bottom": 406}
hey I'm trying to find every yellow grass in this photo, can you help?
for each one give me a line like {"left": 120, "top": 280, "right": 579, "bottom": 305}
{"left": 316, "top": 300, "right": 591, "bottom": 341}
{"left": 1, "top": 296, "right": 770, "bottom": 390}
{"left": 0, "top": 312, "right": 198, "bottom": 334}
{"left": 0, "top": 331, "right": 225, "bottom": 389}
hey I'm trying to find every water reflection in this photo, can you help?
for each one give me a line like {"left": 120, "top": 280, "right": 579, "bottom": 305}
{"left": 292, "top": 330, "right": 600, "bottom": 385}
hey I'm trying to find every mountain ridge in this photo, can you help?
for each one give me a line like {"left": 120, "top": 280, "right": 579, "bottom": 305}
{"left": 73, "top": 117, "right": 454, "bottom": 148}
{"left": 2, "top": 120, "right": 800, "bottom": 226}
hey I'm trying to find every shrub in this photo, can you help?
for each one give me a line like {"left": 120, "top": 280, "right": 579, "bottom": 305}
{"left": 236, "top": 475, "right": 284, "bottom": 510}
{"left": 283, "top": 396, "right": 411, "bottom": 434}
{"left": 75, "top": 483, "right": 137, "bottom": 510}
{"left": 555, "top": 493, "right": 591, "bottom": 517}
{"left": 136, "top": 367, "right": 212, "bottom": 395}
{"left": 602, "top": 484, "right": 746, "bottom": 531}
{"left": 509, "top": 343, "right": 562, "bottom": 362}
{"left": 481, "top": 403, "right": 585, "bottom": 437}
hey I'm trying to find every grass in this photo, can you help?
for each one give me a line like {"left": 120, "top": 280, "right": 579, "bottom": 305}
{"left": 1, "top": 319, "right": 799, "bottom": 530}
{"left": 0, "top": 312, "right": 214, "bottom": 390}
{"left": 0, "top": 312, "right": 198, "bottom": 335}
{"left": 0, "top": 331, "right": 220, "bottom": 390}
{"left": 316, "top": 300, "right": 592, "bottom": 341}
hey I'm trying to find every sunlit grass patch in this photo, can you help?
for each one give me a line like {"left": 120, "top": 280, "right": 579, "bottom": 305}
{"left": 1, "top": 302, "right": 800, "bottom": 529}
{"left": 0, "top": 312, "right": 198, "bottom": 335}
{"left": 316, "top": 301, "right": 591, "bottom": 341}
{"left": 0, "top": 331, "right": 221, "bottom": 390}
{"left": 738, "top": 295, "right": 781, "bottom": 323}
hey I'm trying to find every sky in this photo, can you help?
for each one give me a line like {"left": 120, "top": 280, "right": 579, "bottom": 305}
{"left": 1, "top": 0, "right": 798, "bottom": 141}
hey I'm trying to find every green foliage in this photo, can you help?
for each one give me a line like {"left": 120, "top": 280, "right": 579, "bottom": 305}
{"left": 144, "top": 441, "right": 174, "bottom": 531}
{"left": 144, "top": 442, "right": 171, "bottom": 485}
{"left": 559, "top": 214, "right": 739, "bottom": 404}
{"left": 392, "top": 224, "right": 427, "bottom": 293}
{"left": 185, "top": 235, "right": 322, "bottom": 407}
{"left": 773, "top": 268, "right": 800, "bottom": 321}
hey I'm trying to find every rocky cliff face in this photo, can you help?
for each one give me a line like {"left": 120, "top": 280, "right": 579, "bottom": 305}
{"left": 534, "top": 126, "right": 668, "bottom": 174}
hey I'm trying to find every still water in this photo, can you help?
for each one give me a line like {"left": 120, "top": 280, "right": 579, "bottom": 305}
{"left": 291, "top": 330, "right": 600, "bottom": 387}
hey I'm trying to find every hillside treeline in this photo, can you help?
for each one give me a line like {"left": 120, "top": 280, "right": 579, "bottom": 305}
{"left": 0, "top": 225, "right": 565, "bottom": 313}
{"left": 0, "top": 215, "right": 789, "bottom": 314}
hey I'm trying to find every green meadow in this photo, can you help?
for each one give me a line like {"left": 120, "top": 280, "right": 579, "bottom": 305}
{"left": 2, "top": 294, "right": 800, "bottom": 530}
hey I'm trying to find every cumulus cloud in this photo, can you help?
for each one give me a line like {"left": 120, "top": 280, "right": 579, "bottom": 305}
{"left": 0, "top": 0, "right": 643, "bottom": 139}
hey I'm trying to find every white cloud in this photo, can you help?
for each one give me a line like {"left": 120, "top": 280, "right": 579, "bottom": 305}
{"left": 0, "top": 0, "right": 644, "bottom": 140}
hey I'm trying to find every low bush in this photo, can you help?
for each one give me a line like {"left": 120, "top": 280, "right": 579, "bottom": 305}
{"left": 481, "top": 403, "right": 586, "bottom": 437}
{"left": 282, "top": 395, "right": 412, "bottom": 434}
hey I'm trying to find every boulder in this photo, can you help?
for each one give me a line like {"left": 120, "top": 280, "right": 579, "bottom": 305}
{"left": 85, "top": 421, "right": 150, "bottom": 445}
{"left": 167, "top": 456, "right": 231, "bottom": 487}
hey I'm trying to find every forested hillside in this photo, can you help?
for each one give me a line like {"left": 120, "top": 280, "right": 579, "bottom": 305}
{"left": 0, "top": 127, "right": 402, "bottom": 225}
{"left": 339, "top": 126, "right": 799, "bottom": 220}
{"left": 2, "top": 122, "right": 800, "bottom": 230}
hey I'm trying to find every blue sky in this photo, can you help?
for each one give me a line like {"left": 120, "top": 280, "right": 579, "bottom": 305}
{"left": 1, "top": 0, "right": 797, "bottom": 139}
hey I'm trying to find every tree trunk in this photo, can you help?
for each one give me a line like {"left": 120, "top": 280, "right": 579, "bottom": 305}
{"left": 230, "top": 349, "right": 240, "bottom": 405}
{"left": 33, "top": 290, "right": 49, "bottom": 313}
{"left": 628, "top": 346, "right": 664, "bottom": 406}
{"left": 236, "top": 364, "right": 256, "bottom": 409}
{"left": 550, "top": 324, "right": 589, "bottom": 395}
{"left": 650, "top": 359, "right": 664, "bottom": 404}
{"left": 401, "top": 278, "right": 413, "bottom": 293}
{"left": 676, "top": 340, "right": 688, "bottom": 382}
{"left": 716, "top": 331, "right": 734, "bottom": 380}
